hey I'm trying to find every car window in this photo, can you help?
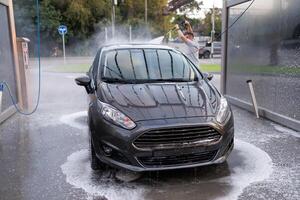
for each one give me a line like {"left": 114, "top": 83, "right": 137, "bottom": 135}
{"left": 131, "top": 49, "right": 148, "bottom": 79}
{"left": 102, "top": 48, "right": 196, "bottom": 83}
{"left": 170, "top": 51, "right": 191, "bottom": 79}
{"left": 105, "top": 51, "right": 124, "bottom": 79}
{"left": 144, "top": 50, "right": 161, "bottom": 79}
{"left": 157, "top": 50, "right": 172, "bottom": 79}
{"left": 91, "top": 50, "right": 100, "bottom": 80}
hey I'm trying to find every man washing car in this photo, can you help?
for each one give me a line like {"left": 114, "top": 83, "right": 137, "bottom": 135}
{"left": 174, "top": 20, "right": 200, "bottom": 68}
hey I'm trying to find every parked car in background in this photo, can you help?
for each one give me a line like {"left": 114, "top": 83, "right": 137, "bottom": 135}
{"left": 199, "top": 41, "right": 222, "bottom": 59}
{"left": 75, "top": 43, "right": 234, "bottom": 172}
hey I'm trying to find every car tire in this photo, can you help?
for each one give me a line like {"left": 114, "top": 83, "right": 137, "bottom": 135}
{"left": 90, "top": 138, "right": 106, "bottom": 170}
{"left": 204, "top": 51, "right": 210, "bottom": 59}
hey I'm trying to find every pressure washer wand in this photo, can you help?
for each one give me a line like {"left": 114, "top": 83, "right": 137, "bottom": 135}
{"left": 162, "top": 27, "right": 176, "bottom": 44}
{"left": 162, "top": 17, "right": 187, "bottom": 44}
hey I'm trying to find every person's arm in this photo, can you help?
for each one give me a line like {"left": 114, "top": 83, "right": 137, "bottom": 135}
{"left": 174, "top": 24, "right": 189, "bottom": 43}
{"left": 184, "top": 20, "right": 193, "bottom": 33}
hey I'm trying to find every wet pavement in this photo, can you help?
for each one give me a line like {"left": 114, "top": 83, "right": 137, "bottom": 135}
{"left": 0, "top": 71, "right": 299, "bottom": 200}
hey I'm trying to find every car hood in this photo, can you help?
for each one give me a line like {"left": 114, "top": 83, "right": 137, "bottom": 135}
{"left": 98, "top": 81, "right": 220, "bottom": 122}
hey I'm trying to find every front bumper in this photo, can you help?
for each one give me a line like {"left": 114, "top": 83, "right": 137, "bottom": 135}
{"left": 90, "top": 115, "right": 234, "bottom": 172}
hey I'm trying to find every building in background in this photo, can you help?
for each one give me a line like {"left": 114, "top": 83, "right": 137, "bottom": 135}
{"left": 222, "top": 0, "right": 300, "bottom": 131}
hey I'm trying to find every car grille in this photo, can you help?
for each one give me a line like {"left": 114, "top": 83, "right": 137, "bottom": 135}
{"left": 138, "top": 150, "right": 217, "bottom": 168}
{"left": 133, "top": 126, "right": 221, "bottom": 149}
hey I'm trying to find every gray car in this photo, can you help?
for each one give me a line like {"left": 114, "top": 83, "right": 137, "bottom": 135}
{"left": 199, "top": 42, "right": 222, "bottom": 59}
{"left": 75, "top": 43, "right": 234, "bottom": 172}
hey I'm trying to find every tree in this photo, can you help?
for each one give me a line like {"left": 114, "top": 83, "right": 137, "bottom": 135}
{"left": 177, "top": 0, "right": 202, "bottom": 13}
{"left": 13, "top": 0, "right": 172, "bottom": 56}
{"left": 166, "top": 1, "right": 204, "bottom": 36}
{"left": 39, "top": 0, "right": 62, "bottom": 54}
{"left": 13, "top": 0, "right": 36, "bottom": 37}
{"left": 201, "top": 8, "right": 222, "bottom": 39}
{"left": 172, "top": 15, "right": 200, "bottom": 31}
{"left": 117, "top": 0, "right": 171, "bottom": 37}
{"left": 165, "top": 0, "right": 202, "bottom": 14}
{"left": 13, "top": 0, "right": 112, "bottom": 55}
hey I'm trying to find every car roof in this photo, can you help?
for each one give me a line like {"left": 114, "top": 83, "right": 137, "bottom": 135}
{"left": 99, "top": 43, "right": 175, "bottom": 51}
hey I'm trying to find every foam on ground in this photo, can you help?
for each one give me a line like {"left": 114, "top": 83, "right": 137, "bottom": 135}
{"left": 61, "top": 149, "right": 145, "bottom": 200}
{"left": 214, "top": 139, "right": 273, "bottom": 200}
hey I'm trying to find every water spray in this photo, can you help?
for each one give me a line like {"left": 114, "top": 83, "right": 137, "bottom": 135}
{"left": 162, "top": 29, "right": 173, "bottom": 43}
{"left": 129, "top": 25, "right": 132, "bottom": 42}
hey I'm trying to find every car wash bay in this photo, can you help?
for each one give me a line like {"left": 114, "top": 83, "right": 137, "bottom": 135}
{"left": 0, "top": 69, "right": 299, "bottom": 200}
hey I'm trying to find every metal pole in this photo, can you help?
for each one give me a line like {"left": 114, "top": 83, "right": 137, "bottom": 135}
{"left": 112, "top": 3, "right": 115, "bottom": 38}
{"left": 221, "top": 0, "right": 228, "bottom": 94}
{"left": 129, "top": 25, "right": 132, "bottom": 42}
{"left": 105, "top": 27, "right": 108, "bottom": 41}
{"left": 247, "top": 80, "right": 260, "bottom": 118}
{"left": 145, "top": 0, "right": 148, "bottom": 24}
{"left": 0, "top": 84, "right": 3, "bottom": 113}
{"left": 62, "top": 34, "right": 66, "bottom": 64}
{"left": 211, "top": 2, "right": 215, "bottom": 58}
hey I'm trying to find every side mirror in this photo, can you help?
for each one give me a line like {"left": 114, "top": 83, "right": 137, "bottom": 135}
{"left": 203, "top": 73, "right": 213, "bottom": 81}
{"left": 75, "top": 76, "right": 94, "bottom": 94}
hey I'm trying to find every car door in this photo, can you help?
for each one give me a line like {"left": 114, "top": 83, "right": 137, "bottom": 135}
{"left": 214, "top": 42, "right": 222, "bottom": 54}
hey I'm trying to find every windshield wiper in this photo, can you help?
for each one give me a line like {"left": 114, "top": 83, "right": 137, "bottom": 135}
{"left": 102, "top": 78, "right": 196, "bottom": 84}
{"left": 150, "top": 78, "right": 193, "bottom": 83}
{"left": 102, "top": 78, "right": 137, "bottom": 84}
{"left": 104, "top": 66, "right": 123, "bottom": 79}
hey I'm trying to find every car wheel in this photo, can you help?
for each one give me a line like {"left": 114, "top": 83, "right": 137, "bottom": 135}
{"left": 90, "top": 138, "right": 105, "bottom": 170}
{"left": 198, "top": 54, "right": 203, "bottom": 59}
{"left": 204, "top": 51, "right": 210, "bottom": 59}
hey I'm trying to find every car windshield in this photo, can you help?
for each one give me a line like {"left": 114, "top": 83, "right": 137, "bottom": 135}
{"left": 101, "top": 48, "right": 197, "bottom": 83}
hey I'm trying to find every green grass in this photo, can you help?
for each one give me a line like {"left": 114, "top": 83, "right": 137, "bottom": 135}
{"left": 230, "top": 64, "right": 300, "bottom": 75}
{"left": 199, "top": 64, "right": 300, "bottom": 75}
{"left": 200, "top": 64, "right": 221, "bottom": 73}
{"left": 48, "top": 64, "right": 90, "bottom": 73}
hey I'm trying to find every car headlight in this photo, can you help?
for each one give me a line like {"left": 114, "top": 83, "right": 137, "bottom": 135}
{"left": 216, "top": 97, "right": 230, "bottom": 124}
{"left": 99, "top": 101, "right": 136, "bottom": 130}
